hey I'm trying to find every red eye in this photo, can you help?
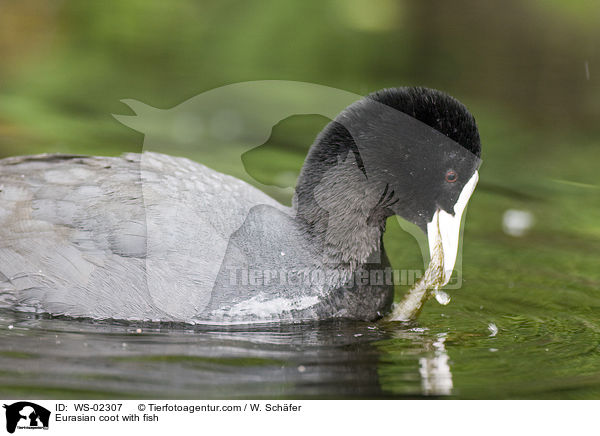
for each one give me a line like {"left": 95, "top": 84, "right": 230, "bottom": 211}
{"left": 445, "top": 170, "right": 458, "bottom": 183}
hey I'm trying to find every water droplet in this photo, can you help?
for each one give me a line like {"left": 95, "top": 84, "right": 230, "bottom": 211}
{"left": 502, "top": 209, "right": 534, "bottom": 237}
{"left": 434, "top": 290, "right": 451, "bottom": 305}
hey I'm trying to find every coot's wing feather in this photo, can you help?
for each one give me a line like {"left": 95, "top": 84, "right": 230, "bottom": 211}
{"left": 0, "top": 152, "right": 282, "bottom": 321}
{"left": 137, "top": 152, "right": 285, "bottom": 320}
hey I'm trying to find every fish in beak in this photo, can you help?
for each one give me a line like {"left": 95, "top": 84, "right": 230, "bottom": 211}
{"left": 387, "top": 170, "right": 479, "bottom": 322}
{"left": 427, "top": 170, "right": 479, "bottom": 286}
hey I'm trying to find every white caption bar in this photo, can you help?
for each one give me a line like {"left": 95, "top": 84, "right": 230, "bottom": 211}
{"left": 1, "top": 400, "right": 596, "bottom": 436}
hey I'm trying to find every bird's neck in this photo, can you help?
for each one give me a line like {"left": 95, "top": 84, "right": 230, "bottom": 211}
{"left": 293, "top": 151, "right": 389, "bottom": 272}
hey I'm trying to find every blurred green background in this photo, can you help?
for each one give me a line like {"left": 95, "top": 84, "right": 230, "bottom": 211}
{"left": 1, "top": 0, "right": 600, "bottom": 398}
{"left": 1, "top": 0, "right": 598, "bottom": 154}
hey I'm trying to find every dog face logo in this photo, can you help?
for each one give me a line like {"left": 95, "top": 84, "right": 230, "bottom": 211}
{"left": 3, "top": 402, "right": 50, "bottom": 433}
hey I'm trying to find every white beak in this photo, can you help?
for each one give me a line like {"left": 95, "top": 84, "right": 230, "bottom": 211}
{"left": 427, "top": 171, "right": 479, "bottom": 286}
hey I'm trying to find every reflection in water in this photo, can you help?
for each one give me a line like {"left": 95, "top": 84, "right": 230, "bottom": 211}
{"left": 377, "top": 327, "right": 454, "bottom": 397}
{"left": 0, "top": 309, "right": 464, "bottom": 399}
{"left": 0, "top": 310, "right": 392, "bottom": 398}
{"left": 418, "top": 333, "right": 453, "bottom": 396}
{"left": 2, "top": 308, "right": 600, "bottom": 399}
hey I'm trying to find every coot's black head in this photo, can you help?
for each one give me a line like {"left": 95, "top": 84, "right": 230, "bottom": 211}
{"left": 367, "top": 87, "right": 481, "bottom": 159}
{"left": 295, "top": 86, "right": 482, "bottom": 280}
{"left": 296, "top": 86, "right": 481, "bottom": 231}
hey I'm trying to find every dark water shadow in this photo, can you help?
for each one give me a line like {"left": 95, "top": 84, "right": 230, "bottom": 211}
{"left": 0, "top": 310, "right": 454, "bottom": 399}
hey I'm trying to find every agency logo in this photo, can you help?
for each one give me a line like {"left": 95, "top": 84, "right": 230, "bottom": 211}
{"left": 3, "top": 402, "right": 50, "bottom": 434}
{"left": 111, "top": 81, "right": 479, "bottom": 322}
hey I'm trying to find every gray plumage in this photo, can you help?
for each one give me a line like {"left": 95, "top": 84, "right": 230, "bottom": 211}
{"left": 0, "top": 152, "right": 392, "bottom": 323}
{"left": 0, "top": 152, "right": 280, "bottom": 321}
